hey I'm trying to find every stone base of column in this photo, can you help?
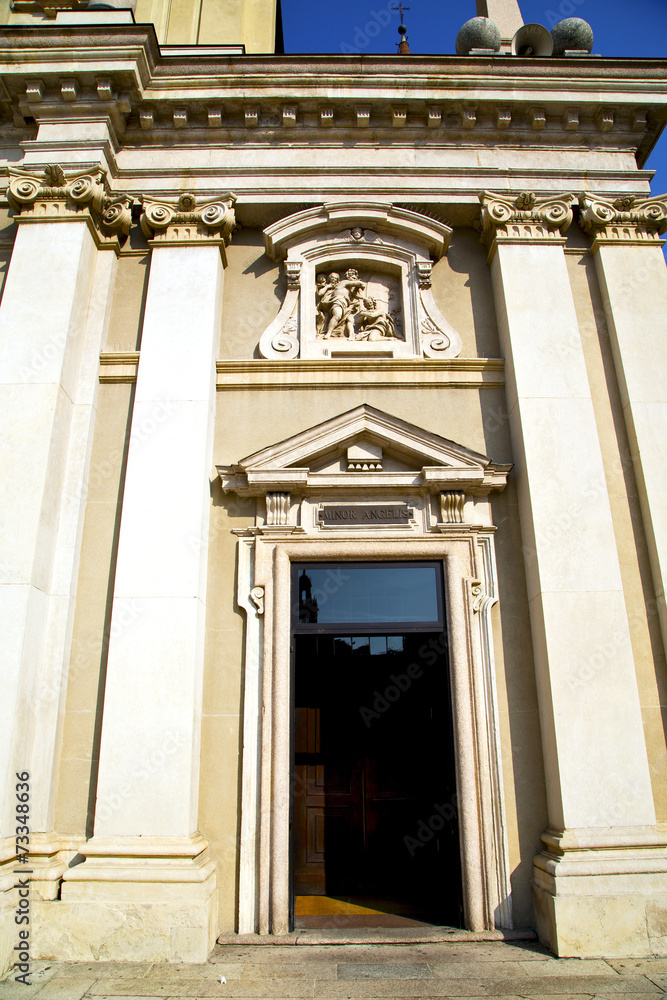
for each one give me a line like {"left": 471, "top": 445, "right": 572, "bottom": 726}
{"left": 533, "top": 827, "right": 667, "bottom": 958}
{"left": 33, "top": 834, "right": 217, "bottom": 963}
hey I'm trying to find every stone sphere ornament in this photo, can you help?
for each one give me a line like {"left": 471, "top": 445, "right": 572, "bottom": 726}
{"left": 550, "top": 17, "right": 594, "bottom": 55}
{"left": 456, "top": 17, "right": 501, "bottom": 56}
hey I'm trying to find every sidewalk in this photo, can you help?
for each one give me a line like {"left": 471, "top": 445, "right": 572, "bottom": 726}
{"left": 2, "top": 939, "right": 666, "bottom": 1000}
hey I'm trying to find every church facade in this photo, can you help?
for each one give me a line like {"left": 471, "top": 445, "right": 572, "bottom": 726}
{"left": 1, "top": 0, "right": 667, "bottom": 965}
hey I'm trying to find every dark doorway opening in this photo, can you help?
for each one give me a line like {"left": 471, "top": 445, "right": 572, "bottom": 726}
{"left": 291, "top": 562, "right": 463, "bottom": 930}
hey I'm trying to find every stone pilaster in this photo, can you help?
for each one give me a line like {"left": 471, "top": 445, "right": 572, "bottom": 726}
{"left": 580, "top": 193, "right": 667, "bottom": 664}
{"left": 0, "top": 164, "right": 128, "bottom": 971}
{"left": 480, "top": 190, "right": 664, "bottom": 958}
{"left": 58, "top": 191, "right": 236, "bottom": 962}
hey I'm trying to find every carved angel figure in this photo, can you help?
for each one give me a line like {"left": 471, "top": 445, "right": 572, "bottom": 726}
{"left": 316, "top": 269, "right": 366, "bottom": 339}
{"left": 354, "top": 296, "right": 398, "bottom": 341}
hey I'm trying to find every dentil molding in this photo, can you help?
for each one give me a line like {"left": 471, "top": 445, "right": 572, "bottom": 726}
{"left": 579, "top": 193, "right": 667, "bottom": 248}
{"left": 7, "top": 163, "right": 132, "bottom": 250}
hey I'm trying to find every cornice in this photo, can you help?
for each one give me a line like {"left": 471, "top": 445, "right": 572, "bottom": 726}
{"left": 7, "top": 162, "right": 131, "bottom": 249}
{"left": 140, "top": 190, "right": 236, "bottom": 258}
{"left": 0, "top": 32, "right": 664, "bottom": 161}
{"left": 579, "top": 193, "right": 667, "bottom": 249}
{"left": 99, "top": 351, "right": 139, "bottom": 382}
{"left": 477, "top": 190, "right": 574, "bottom": 254}
{"left": 215, "top": 358, "right": 505, "bottom": 392}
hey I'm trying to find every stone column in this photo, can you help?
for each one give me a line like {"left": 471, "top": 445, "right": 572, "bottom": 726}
{"left": 480, "top": 191, "right": 663, "bottom": 957}
{"left": 580, "top": 195, "right": 667, "bottom": 659}
{"left": 61, "top": 192, "right": 236, "bottom": 963}
{"left": 0, "top": 165, "right": 129, "bottom": 968}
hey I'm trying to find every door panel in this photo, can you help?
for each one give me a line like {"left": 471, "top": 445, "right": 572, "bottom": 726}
{"left": 293, "top": 632, "right": 462, "bottom": 925}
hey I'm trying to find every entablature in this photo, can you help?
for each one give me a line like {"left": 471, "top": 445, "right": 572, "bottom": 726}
{"left": 0, "top": 30, "right": 664, "bottom": 165}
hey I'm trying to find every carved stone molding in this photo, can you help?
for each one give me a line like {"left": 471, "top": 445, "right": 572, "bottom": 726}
{"left": 140, "top": 191, "right": 236, "bottom": 260}
{"left": 579, "top": 194, "right": 667, "bottom": 247}
{"left": 477, "top": 191, "right": 575, "bottom": 252}
{"left": 285, "top": 261, "right": 302, "bottom": 289}
{"left": 417, "top": 261, "right": 432, "bottom": 289}
{"left": 7, "top": 164, "right": 132, "bottom": 249}
{"left": 266, "top": 492, "right": 290, "bottom": 526}
{"left": 249, "top": 586, "right": 265, "bottom": 615}
{"left": 440, "top": 491, "right": 465, "bottom": 525}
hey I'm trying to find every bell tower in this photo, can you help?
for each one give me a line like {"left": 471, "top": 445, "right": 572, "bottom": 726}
{"left": 475, "top": 0, "right": 523, "bottom": 49}
{"left": 136, "top": 0, "right": 280, "bottom": 48}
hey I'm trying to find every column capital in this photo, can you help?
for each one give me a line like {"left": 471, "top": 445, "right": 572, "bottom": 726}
{"left": 579, "top": 193, "right": 667, "bottom": 249}
{"left": 477, "top": 190, "right": 574, "bottom": 258}
{"left": 140, "top": 191, "right": 237, "bottom": 262}
{"left": 7, "top": 163, "right": 132, "bottom": 251}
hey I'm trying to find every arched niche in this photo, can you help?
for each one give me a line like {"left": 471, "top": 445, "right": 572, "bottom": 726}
{"left": 258, "top": 203, "right": 463, "bottom": 360}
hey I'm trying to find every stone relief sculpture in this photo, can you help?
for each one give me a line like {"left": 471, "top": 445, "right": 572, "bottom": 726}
{"left": 315, "top": 269, "right": 402, "bottom": 341}
{"left": 257, "top": 203, "right": 463, "bottom": 360}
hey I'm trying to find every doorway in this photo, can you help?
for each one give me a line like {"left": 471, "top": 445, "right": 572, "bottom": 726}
{"left": 291, "top": 562, "right": 463, "bottom": 929}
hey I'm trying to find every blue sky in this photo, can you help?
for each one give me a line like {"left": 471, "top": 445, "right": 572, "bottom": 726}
{"left": 281, "top": 0, "right": 667, "bottom": 203}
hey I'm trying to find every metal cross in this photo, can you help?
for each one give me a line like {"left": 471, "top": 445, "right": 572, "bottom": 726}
{"left": 392, "top": 3, "right": 410, "bottom": 22}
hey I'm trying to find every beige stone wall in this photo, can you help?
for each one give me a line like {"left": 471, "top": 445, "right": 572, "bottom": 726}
{"left": 156, "top": 0, "right": 276, "bottom": 48}
{"left": 55, "top": 383, "right": 134, "bottom": 835}
{"left": 105, "top": 253, "right": 150, "bottom": 353}
{"left": 567, "top": 242, "right": 667, "bottom": 822}
{"left": 0, "top": 0, "right": 277, "bottom": 46}
{"left": 220, "top": 226, "right": 500, "bottom": 363}
{"left": 432, "top": 229, "right": 501, "bottom": 359}
{"left": 220, "top": 229, "right": 284, "bottom": 360}
{"left": 58, "top": 217, "right": 667, "bottom": 936}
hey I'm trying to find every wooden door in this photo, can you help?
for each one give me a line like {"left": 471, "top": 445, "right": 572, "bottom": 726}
{"left": 292, "top": 632, "right": 461, "bottom": 922}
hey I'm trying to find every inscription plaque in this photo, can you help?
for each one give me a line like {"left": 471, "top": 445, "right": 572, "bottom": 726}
{"left": 318, "top": 504, "right": 413, "bottom": 526}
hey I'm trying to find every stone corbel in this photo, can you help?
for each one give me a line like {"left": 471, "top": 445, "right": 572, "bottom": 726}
{"left": 140, "top": 191, "right": 237, "bottom": 262}
{"left": 439, "top": 491, "right": 465, "bottom": 524}
{"left": 7, "top": 164, "right": 132, "bottom": 249}
{"left": 266, "top": 492, "right": 290, "bottom": 526}
{"left": 249, "top": 586, "right": 265, "bottom": 616}
{"left": 258, "top": 261, "right": 300, "bottom": 359}
{"left": 579, "top": 194, "right": 667, "bottom": 248}
{"left": 477, "top": 190, "right": 575, "bottom": 254}
{"left": 418, "top": 262, "right": 462, "bottom": 359}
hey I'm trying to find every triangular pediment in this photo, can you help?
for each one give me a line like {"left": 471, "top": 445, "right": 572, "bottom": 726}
{"left": 218, "top": 405, "right": 511, "bottom": 496}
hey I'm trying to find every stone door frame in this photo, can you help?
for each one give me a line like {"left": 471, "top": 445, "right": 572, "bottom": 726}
{"left": 235, "top": 530, "right": 513, "bottom": 936}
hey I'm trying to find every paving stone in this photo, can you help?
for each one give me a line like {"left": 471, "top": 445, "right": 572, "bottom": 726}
{"left": 609, "top": 964, "right": 667, "bottom": 976}
{"left": 27, "top": 979, "right": 98, "bottom": 1000}
{"left": 53, "top": 962, "right": 155, "bottom": 978}
{"left": 89, "top": 981, "right": 319, "bottom": 998}
{"left": 427, "top": 962, "right": 529, "bottom": 979}
{"left": 592, "top": 996, "right": 667, "bottom": 1000}
{"left": 518, "top": 961, "right": 619, "bottom": 977}
{"left": 241, "top": 964, "right": 337, "bottom": 979}
{"left": 314, "top": 980, "right": 487, "bottom": 996}
{"left": 337, "top": 963, "right": 433, "bottom": 980}
{"left": 179, "top": 983, "right": 315, "bottom": 998}
{"left": 645, "top": 977, "right": 667, "bottom": 991}
{"left": 143, "top": 965, "right": 244, "bottom": 980}
{"left": 88, "top": 982, "right": 189, "bottom": 996}
{"left": 478, "top": 977, "right": 662, "bottom": 995}
{"left": 0, "top": 961, "right": 59, "bottom": 993}
{"left": 0, "top": 975, "right": 50, "bottom": 1000}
